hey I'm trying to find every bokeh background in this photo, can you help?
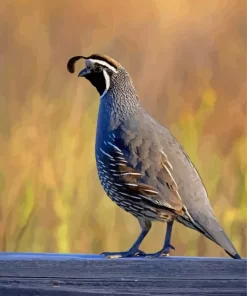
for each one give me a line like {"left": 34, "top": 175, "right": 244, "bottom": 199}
{"left": 0, "top": 0, "right": 246, "bottom": 258}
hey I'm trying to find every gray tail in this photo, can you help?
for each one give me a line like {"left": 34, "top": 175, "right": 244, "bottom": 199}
{"left": 176, "top": 214, "right": 241, "bottom": 259}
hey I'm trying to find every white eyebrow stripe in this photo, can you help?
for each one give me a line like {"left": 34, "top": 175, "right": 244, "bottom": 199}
{"left": 89, "top": 59, "right": 118, "bottom": 73}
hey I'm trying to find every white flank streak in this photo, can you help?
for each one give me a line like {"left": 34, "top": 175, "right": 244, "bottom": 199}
{"left": 112, "top": 172, "right": 140, "bottom": 176}
{"left": 161, "top": 151, "right": 173, "bottom": 170}
{"left": 116, "top": 157, "right": 125, "bottom": 160}
{"left": 121, "top": 201, "right": 131, "bottom": 206}
{"left": 100, "top": 70, "right": 110, "bottom": 99}
{"left": 184, "top": 206, "right": 195, "bottom": 223}
{"left": 125, "top": 183, "right": 138, "bottom": 187}
{"left": 116, "top": 159, "right": 127, "bottom": 165}
{"left": 115, "top": 151, "right": 124, "bottom": 155}
{"left": 139, "top": 194, "right": 174, "bottom": 209}
{"left": 120, "top": 192, "right": 141, "bottom": 200}
{"left": 107, "top": 142, "right": 122, "bottom": 152}
{"left": 143, "top": 189, "right": 159, "bottom": 194}
{"left": 100, "top": 148, "right": 113, "bottom": 159}
{"left": 89, "top": 59, "right": 118, "bottom": 73}
{"left": 120, "top": 172, "right": 141, "bottom": 176}
{"left": 109, "top": 135, "right": 115, "bottom": 141}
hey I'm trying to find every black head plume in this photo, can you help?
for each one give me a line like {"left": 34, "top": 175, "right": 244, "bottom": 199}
{"left": 67, "top": 56, "right": 87, "bottom": 73}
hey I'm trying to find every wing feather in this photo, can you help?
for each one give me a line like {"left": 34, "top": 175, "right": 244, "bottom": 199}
{"left": 104, "top": 140, "right": 183, "bottom": 213}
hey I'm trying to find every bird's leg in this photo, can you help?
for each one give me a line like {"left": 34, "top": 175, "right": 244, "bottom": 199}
{"left": 102, "top": 219, "right": 151, "bottom": 258}
{"left": 161, "top": 220, "right": 175, "bottom": 255}
{"left": 146, "top": 220, "right": 175, "bottom": 258}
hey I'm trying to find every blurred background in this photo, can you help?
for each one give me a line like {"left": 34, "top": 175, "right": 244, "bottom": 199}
{"left": 0, "top": 0, "right": 246, "bottom": 258}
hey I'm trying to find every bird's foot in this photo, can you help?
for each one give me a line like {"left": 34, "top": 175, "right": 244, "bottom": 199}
{"left": 101, "top": 249, "right": 146, "bottom": 259}
{"left": 145, "top": 244, "right": 175, "bottom": 258}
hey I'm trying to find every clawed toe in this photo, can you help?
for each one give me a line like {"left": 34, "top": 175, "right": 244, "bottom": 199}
{"left": 134, "top": 250, "right": 146, "bottom": 256}
{"left": 101, "top": 249, "right": 146, "bottom": 259}
{"left": 145, "top": 244, "right": 175, "bottom": 258}
{"left": 163, "top": 243, "right": 175, "bottom": 252}
{"left": 168, "top": 244, "right": 175, "bottom": 250}
{"left": 145, "top": 251, "right": 169, "bottom": 258}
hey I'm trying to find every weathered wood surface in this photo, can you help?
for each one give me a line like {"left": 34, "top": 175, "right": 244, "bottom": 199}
{"left": 0, "top": 253, "right": 246, "bottom": 296}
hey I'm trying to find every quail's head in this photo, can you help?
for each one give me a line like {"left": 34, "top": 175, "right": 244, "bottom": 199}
{"left": 67, "top": 54, "right": 122, "bottom": 97}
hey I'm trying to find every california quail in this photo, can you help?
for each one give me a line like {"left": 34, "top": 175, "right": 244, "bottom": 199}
{"left": 67, "top": 54, "right": 241, "bottom": 259}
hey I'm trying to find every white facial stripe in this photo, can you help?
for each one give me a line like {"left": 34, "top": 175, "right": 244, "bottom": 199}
{"left": 100, "top": 70, "right": 110, "bottom": 99}
{"left": 89, "top": 59, "right": 118, "bottom": 73}
{"left": 103, "top": 70, "right": 110, "bottom": 90}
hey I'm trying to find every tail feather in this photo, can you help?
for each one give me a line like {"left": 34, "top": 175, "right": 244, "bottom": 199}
{"left": 176, "top": 213, "right": 241, "bottom": 259}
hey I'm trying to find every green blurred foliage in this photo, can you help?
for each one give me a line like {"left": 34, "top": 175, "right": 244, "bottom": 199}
{"left": 0, "top": 0, "right": 246, "bottom": 258}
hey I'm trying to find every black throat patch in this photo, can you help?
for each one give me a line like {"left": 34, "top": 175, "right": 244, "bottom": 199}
{"left": 84, "top": 71, "right": 109, "bottom": 96}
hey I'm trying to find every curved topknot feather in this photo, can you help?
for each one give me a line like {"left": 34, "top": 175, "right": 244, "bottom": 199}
{"left": 67, "top": 56, "right": 87, "bottom": 73}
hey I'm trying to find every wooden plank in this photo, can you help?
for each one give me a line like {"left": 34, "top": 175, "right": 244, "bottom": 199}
{"left": 0, "top": 253, "right": 246, "bottom": 296}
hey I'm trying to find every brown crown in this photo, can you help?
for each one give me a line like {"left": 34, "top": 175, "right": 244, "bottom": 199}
{"left": 88, "top": 54, "right": 120, "bottom": 69}
{"left": 67, "top": 54, "right": 120, "bottom": 74}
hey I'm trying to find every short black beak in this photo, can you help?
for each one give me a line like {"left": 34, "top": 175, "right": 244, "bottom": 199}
{"left": 78, "top": 67, "right": 91, "bottom": 77}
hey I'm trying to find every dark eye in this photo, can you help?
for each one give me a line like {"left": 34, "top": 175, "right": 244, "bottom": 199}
{"left": 94, "top": 65, "right": 102, "bottom": 73}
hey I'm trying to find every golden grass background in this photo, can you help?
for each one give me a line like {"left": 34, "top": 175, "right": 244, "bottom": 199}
{"left": 0, "top": 0, "right": 246, "bottom": 257}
